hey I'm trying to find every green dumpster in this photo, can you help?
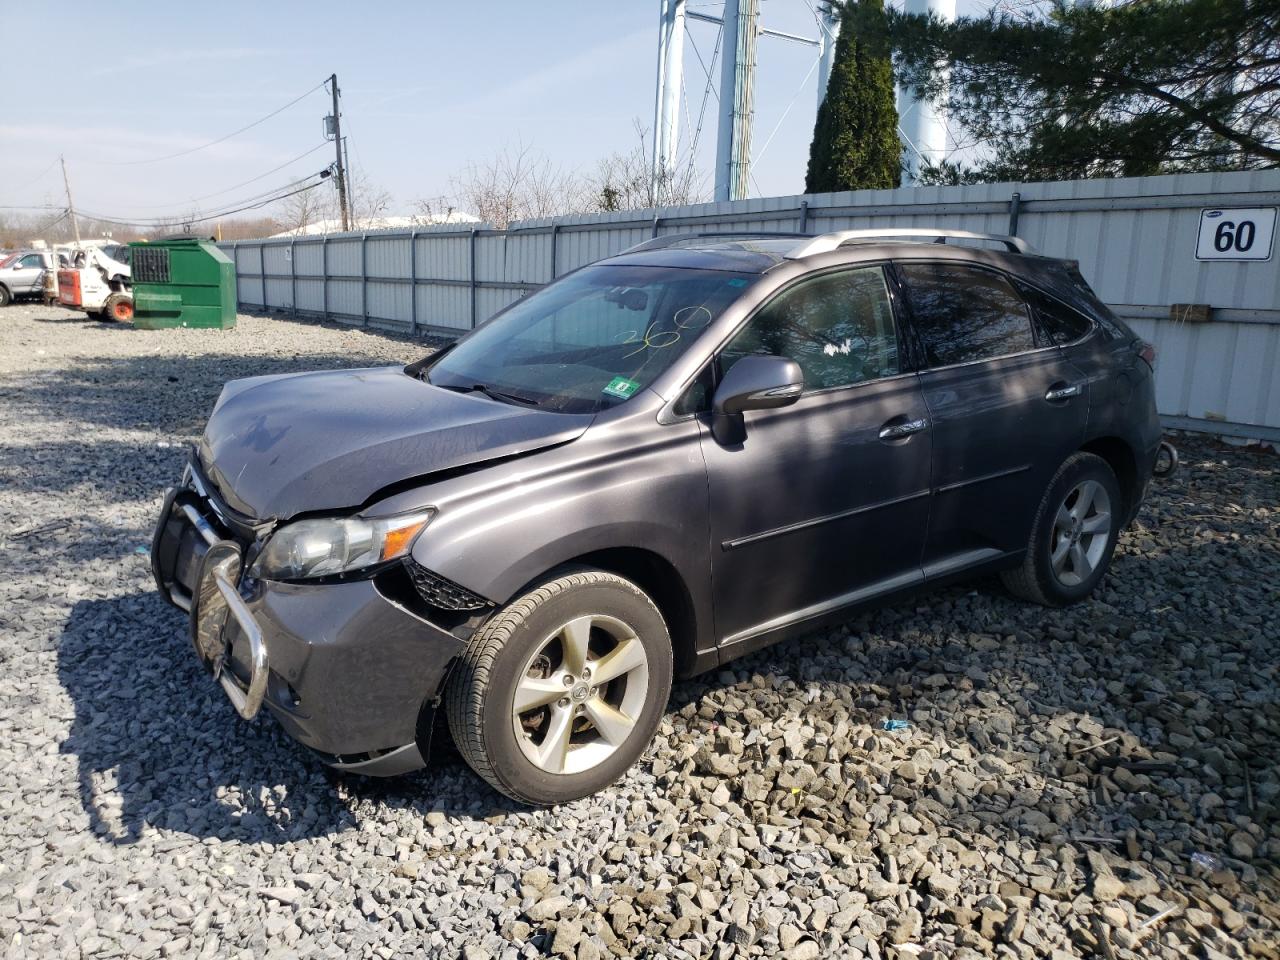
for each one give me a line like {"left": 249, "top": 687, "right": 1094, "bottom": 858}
{"left": 129, "top": 236, "right": 237, "bottom": 329}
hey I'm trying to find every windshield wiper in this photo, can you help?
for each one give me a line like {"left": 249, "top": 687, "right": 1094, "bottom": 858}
{"left": 436, "top": 381, "right": 541, "bottom": 406}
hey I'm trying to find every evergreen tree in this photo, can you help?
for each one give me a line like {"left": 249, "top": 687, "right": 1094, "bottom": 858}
{"left": 887, "top": 0, "right": 1280, "bottom": 181}
{"left": 805, "top": 0, "right": 901, "bottom": 193}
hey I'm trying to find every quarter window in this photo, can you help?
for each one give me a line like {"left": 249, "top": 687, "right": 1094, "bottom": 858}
{"left": 1020, "top": 284, "right": 1094, "bottom": 344}
{"left": 721, "top": 267, "right": 899, "bottom": 391}
{"left": 898, "top": 263, "right": 1036, "bottom": 367}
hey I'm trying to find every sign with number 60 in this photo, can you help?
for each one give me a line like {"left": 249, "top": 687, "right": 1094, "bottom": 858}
{"left": 1196, "top": 207, "right": 1276, "bottom": 261}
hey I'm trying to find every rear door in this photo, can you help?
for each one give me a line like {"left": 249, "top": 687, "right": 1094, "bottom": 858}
{"left": 699, "top": 264, "right": 932, "bottom": 650}
{"left": 895, "top": 260, "right": 1088, "bottom": 575}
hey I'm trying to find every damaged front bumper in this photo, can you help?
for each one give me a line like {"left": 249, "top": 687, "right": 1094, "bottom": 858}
{"left": 150, "top": 476, "right": 467, "bottom": 776}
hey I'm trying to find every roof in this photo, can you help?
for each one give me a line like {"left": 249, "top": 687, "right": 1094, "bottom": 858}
{"left": 605, "top": 229, "right": 1042, "bottom": 275}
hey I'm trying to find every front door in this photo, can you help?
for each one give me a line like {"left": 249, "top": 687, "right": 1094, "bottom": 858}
{"left": 11, "top": 253, "right": 46, "bottom": 294}
{"left": 895, "top": 260, "right": 1089, "bottom": 574}
{"left": 700, "top": 265, "right": 932, "bottom": 651}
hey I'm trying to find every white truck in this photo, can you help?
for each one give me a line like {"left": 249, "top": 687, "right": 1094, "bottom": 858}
{"left": 56, "top": 244, "right": 133, "bottom": 321}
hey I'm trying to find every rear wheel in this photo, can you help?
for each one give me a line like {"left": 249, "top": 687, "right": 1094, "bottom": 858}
{"left": 1001, "top": 452, "right": 1122, "bottom": 606}
{"left": 103, "top": 294, "right": 133, "bottom": 323}
{"left": 445, "top": 569, "right": 672, "bottom": 805}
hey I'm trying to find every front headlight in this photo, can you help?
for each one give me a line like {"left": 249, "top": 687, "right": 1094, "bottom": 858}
{"left": 251, "top": 510, "right": 434, "bottom": 581}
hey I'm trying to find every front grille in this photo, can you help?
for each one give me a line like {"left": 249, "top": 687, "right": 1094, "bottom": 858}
{"left": 405, "top": 561, "right": 489, "bottom": 611}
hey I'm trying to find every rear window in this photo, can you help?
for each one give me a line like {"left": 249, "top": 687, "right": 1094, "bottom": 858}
{"left": 897, "top": 262, "right": 1036, "bottom": 367}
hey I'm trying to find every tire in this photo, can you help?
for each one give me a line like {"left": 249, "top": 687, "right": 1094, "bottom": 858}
{"left": 445, "top": 568, "right": 673, "bottom": 805}
{"left": 1001, "top": 452, "right": 1123, "bottom": 607}
{"left": 0, "top": 286, "right": 10, "bottom": 308}
{"left": 103, "top": 294, "right": 134, "bottom": 323}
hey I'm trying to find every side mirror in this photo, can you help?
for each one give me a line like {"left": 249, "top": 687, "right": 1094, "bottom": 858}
{"left": 710, "top": 355, "right": 804, "bottom": 444}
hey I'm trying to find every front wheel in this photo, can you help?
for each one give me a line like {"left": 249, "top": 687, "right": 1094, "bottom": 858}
{"left": 445, "top": 569, "right": 672, "bottom": 805}
{"left": 1001, "top": 452, "right": 1122, "bottom": 606}
{"left": 0, "top": 286, "right": 10, "bottom": 307}
{"left": 103, "top": 294, "right": 134, "bottom": 323}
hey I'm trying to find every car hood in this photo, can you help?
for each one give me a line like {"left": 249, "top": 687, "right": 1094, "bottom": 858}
{"left": 197, "top": 366, "right": 592, "bottom": 520}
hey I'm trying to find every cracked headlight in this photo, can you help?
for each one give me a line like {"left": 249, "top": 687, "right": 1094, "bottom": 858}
{"left": 251, "top": 510, "right": 434, "bottom": 581}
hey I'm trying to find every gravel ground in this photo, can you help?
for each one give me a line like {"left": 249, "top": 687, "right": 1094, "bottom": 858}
{"left": 0, "top": 302, "right": 1277, "bottom": 960}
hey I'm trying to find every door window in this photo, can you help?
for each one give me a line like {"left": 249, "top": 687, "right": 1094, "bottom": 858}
{"left": 721, "top": 267, "right": 900, "bottom": 391}
{"left": 898, "top": 262, "right": 1036, "bottom": 367}
{"left": 17, "top": 254, "right": 43, "bottom": 269}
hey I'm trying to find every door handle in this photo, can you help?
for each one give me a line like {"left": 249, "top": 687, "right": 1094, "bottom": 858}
{"left": 1045, "top": 382, "right": 1083, "bottom": 402}
{"left": 879, "top": 417, "right": 928, "bottom": 440}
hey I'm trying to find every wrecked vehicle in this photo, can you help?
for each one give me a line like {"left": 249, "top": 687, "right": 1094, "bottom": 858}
{"left": 152, "top": 229, "right": 1173, "bottom": 804}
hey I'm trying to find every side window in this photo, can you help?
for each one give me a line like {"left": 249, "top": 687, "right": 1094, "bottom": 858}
{"left": 898, "top": 262, "right": 1036, "bottom": 367}
{"left": 721, "top": 267, "right": 899, "bottom": 391}
{"left": 1020, "top": 284, "right": 1094, "bottom": 345}
{"left": 18, "top": 254, "right": 43, "bottom": 269}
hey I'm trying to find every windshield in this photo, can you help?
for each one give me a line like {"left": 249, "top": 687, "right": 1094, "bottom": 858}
{"left": 426, "top": 264, "right": 753, "bottom": 413}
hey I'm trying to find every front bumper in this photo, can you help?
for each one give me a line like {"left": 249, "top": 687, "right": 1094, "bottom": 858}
{"left": 151, "top": 484, "right": 466, "bottom": 776}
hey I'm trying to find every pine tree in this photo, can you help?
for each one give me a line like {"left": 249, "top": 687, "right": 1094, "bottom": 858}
{"left": 805, "top": 0, "right": 901, "bottom": 193}
{"left": 888, "top": 0, "right": 1280, "bottom": 181}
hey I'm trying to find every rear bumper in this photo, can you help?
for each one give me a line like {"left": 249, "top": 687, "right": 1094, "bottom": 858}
{"left": 152, "top": 485, "right": 466, "bottom": 774}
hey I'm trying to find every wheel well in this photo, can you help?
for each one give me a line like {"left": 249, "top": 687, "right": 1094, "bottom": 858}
{"left": 565, "top": 548, "right": 701, "bottom": 677}
{"left": 1080, "top": 436, "right": 1138, "bottom": 514}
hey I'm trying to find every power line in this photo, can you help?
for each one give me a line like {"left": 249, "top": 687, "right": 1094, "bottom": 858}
{"left": 5, "top": 158, "right": 60, "bottom": 196}
{"left": 77, "top": 172, "right": 331, "bottom": 227}
{"left": 92, "top": 79, "right": 327, "bottom": 166}
{"left": 143, "top": 142, "right": 331, "bottom": 209}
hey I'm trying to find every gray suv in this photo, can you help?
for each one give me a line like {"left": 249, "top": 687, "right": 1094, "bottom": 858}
{"left": 153, "top": 229, "right": 1169, "bottom": 804}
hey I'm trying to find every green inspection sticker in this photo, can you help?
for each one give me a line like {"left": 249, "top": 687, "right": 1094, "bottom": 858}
{"left": 602, "top": 376, "right": 641, "bottom": 400}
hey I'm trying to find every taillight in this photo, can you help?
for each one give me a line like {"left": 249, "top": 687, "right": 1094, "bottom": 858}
{"left": 1137, "top": 341, "right": 1156, "bottom": 370}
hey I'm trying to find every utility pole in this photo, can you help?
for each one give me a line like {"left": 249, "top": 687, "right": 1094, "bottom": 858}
{"left": 60, "top": 155, "right": 82, "bottom": 245}
{"left": 328, "top": 73, "right": 351, "bottom": 232}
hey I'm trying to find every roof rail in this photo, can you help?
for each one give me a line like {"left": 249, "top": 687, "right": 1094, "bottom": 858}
{"left": 622, "top": 231, "right": 812, "bottom": 254}
{"left": 785, "top": 228, "right": 1032, "bottom": 258}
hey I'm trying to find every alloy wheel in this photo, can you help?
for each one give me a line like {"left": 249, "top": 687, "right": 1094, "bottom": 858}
{"left": 511, "top": 614, "right": 649, "bottom": 775}
{"left": 1049, "top": 479, "right": 1112, "bottom": 587}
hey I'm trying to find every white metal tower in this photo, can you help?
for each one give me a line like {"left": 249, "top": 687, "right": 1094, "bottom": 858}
{"left": 897, "top": 0, "right": 955, "bottom": 184}
{"left": 652, "top": 0, "right": 950, "bottom": 202}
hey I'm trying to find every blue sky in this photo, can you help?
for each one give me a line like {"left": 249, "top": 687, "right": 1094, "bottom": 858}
{"left": 1, "top": 1, "right": 986, "bottom": 224}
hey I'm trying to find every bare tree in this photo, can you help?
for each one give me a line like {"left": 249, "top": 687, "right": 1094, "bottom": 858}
{"left": 345, "top": 164, "right": 394, "bottom": 226}
{"left": 585, "top": 122, "right": 707, "bottom": 212}
{"left": 277, "top": 185, "right": 330, "bottom": 236}
{"left": 450, "top": 144, "right": 588, "bottom": 228}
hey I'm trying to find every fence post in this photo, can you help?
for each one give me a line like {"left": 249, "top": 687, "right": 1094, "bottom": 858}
{"left": 549, "top": 223, "right": 560, "bottom": 281}
{"left": 360, "top": 233, "right": 368, "bottom": 327}
{"left": 1008, "top": 191, "right": 1022, "bottom": 237}
{"left": 409, "top": 230, "right": 418, "bottom": 335}
{"left": 322, "top": 237, "right": 329, "bottom": 321}
{"left": 799, "top": 199, "right": 810, "bottom": 234}
{"left": 232, "top": 242, "right": 241, "bottom": 309}
{"left": 651, "top": 214, "right": 662, "bottom": 238}
{"left": 290, "top": 238, "right": 297, "bottom": 317}
{"left": 258, "top": 243, "right": 267, "bottom": 311}
{"left": 469, "top": 227, "right": 478, "bottom": 329}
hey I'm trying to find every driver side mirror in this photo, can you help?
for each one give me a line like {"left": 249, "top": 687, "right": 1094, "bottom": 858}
{"left": 710, "top": 355, "right": 804, "bottom": 445}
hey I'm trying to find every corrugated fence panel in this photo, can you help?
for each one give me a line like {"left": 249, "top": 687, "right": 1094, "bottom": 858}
{"left": 220, "top": 169, "right": 1280, "bottom": 436}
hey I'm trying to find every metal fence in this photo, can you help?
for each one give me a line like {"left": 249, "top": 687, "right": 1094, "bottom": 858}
{"left": 223, "top": 169, "right": 1280, "bottom": 440}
